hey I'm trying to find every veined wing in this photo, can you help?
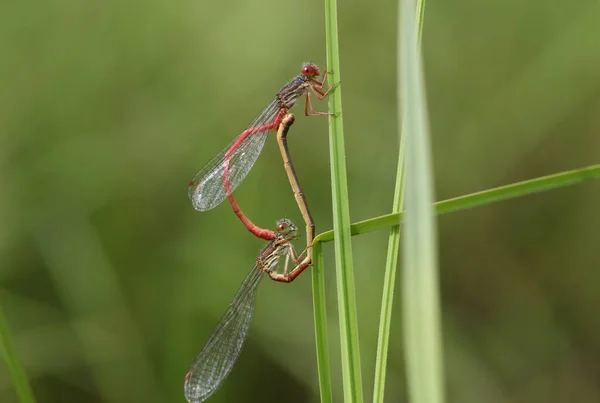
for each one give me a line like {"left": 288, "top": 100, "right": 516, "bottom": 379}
{"left": 184, "top": 265, "right": 263, "bottom": 403}
{"left": 188, "top": 99, "right": 281, "bottom": 211}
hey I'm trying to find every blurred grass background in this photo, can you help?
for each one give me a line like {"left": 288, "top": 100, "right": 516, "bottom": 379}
{"left": 1, "top": 0, "right": 600, "bottom": 401}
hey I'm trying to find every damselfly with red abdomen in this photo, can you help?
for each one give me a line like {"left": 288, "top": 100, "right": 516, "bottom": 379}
{"left": 188, "top": 63, "right": 337, "bottom": 240}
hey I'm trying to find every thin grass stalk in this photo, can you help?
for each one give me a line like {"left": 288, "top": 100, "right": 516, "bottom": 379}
{"left": 0, "top": 306, "right": 36, "bottom": 403}
{"left": 311, "top": 242, "right": 333, "bottom": 403}
{"left": 323, "top": 0, "right": 364, "bottom": 400}
{"left": 313, "top": 163, "right": 600, "bottom": 243}
{"left": 373, "top": 0, "right": 427, "bottom": 400}
{"left": 372, "top": 133, "right": 405, "bottom": 403}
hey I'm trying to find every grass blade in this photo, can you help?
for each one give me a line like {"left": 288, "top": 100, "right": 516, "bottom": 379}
{"left": 323, "top": 0, "right": 364, "bottom": 400}
{"left": 373, "top": 0, "right": 427, "bottom": 400}
{"left": 0, "top": 305, "right": 36, "bottom": 403}
{"left": 399, "top": 0, "right": 444, "bottom": 399}
{"left": 311, "top": 242, "right": 332, "bottom": 403}
{"left": 372, "top": 134, "right": 405, "bottom": 403}
{"left": 313, "top": 163, "right": 600, "bottom": 243}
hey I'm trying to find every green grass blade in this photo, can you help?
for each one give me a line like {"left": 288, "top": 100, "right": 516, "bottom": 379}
{"left": 433, "top": 164, "right": 600, "bottom": 214}
{"left": 373, "top": 0, "right": 426, "bottom": 400}
{"left": 311, "top": 242, "right": 332, "bottom": 403}
{"left": 372, "top": 134, "right": 405, "bottom": 403}
{"left": 323, "top": 0, "right": 364, "bottom": 400}
{"left": 0, "top": 305, "right": 36, "bottom": 403}
{"left": 313, "top": 163, "right": 600, "bottom": 243}
{"left": 400, "top": 0, "right": 444, "bottom": 399}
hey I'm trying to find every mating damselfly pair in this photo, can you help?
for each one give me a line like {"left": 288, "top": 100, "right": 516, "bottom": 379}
{"left": 184, "top": 65, "right": 337, "bottom": 402}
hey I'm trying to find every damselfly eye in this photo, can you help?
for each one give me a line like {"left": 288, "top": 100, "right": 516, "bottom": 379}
{"left": 301, "top": 63, "right": 320, "bottom": 78}
{"left": 277, "top": 219, "right": 289, "bottom": 233}
{"left": 276, "top": 218, "right": 296, "bottom": 234}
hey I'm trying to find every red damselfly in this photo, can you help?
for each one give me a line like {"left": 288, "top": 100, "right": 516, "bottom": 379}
{"left": 224, "top": 114, "right": 316, "bottom": 262}
{"left": 188, "top": 63, "right": 336, "bottom": 239}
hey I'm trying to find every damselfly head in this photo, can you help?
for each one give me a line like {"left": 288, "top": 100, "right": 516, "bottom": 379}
{"left": 276, "top": 218, "right": 297, "bottom": 237}
{"left": 301, "top": 63, "right": 320, "bottom": 78}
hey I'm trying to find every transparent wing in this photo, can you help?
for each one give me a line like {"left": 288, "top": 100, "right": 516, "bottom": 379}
{"left": 188, "top": 100, "right": 281, "bottom": 211}
{"left": 184, "top": 265, "right": 264, "bottom": 403}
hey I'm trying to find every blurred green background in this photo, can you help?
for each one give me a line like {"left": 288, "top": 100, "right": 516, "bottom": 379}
{"left": 2, "top": 0, "right": 600, "bottom": 401}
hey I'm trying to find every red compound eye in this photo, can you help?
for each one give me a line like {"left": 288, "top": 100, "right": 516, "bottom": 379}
{"left": 301, "top": 63, "right": 320, "bottom": 78}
